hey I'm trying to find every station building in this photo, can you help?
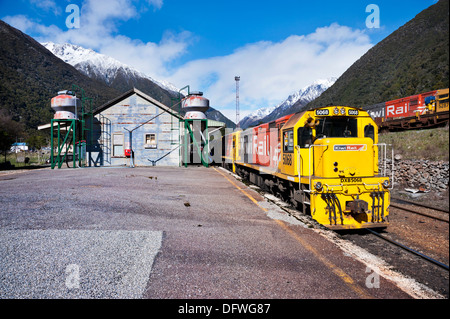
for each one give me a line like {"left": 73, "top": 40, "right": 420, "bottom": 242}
{"left": 88, "top": 88, "right": 183, "bottom": 167}
{"left": 40, "top": 87, "right": 225, "bottom": 168}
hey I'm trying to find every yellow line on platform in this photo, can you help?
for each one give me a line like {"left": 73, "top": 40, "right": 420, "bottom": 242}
{"left": 274, "top": 219, "right": 373, "bottom": 299}
{"left": 213, "top": 167, "right": 268, "bottom": 212}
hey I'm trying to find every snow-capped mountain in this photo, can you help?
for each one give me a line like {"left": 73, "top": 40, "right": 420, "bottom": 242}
{"left": 238, "top": 105, "right": 277, "bottom": 129}
{"left": 42, "top": 42, "right": 179, "bottom": 94}
{"left": 239, "top": 77, "right": 336, "bottom": 129}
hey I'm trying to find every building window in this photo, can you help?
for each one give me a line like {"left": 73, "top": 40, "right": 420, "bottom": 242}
{"left": 113, "top": 133, "right": 124, "bottom": 157}
{"left": 144, "top": 133, "right": 157, "bottom": 149}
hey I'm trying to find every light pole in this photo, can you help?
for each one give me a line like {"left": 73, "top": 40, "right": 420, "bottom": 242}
{"left": 235, "top": 76, "right": 240, "bottom": 129}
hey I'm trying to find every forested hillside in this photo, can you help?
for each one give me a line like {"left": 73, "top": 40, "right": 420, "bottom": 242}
{"left": 0, "top": 20, "right": 121, "bottom": 133}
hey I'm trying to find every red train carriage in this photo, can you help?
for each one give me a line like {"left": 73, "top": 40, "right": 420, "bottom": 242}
{"left": 385, "top": 90, "right": 437, "bottom": 119}
{"left": 366, "top": 89, "right": 449, "bottom": 131}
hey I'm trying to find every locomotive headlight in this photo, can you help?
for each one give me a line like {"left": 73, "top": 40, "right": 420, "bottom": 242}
{"left": 382, "top": 180, "right": 390, "bottom": 188}
{"left": 340, "top": 107, "right": 346, "bottom": 115}
{"left": 333, "top": 107, "right": 339, "bottom": 115}
{"left": 315, "top": 182, "right": 323, "bottom": 191}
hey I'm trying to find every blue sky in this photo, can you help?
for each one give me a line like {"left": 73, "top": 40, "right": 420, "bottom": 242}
{"left": 1, "top": 0, "right": 437, "bottom": 122}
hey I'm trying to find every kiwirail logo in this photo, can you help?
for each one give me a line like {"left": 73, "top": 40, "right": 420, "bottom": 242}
{"left": 333, "top": 144, "right": 367, "bottom": 151}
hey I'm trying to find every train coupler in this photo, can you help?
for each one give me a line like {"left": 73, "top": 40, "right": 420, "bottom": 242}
{"left": 346, "top": 198, "right": 369, "bottom": 214}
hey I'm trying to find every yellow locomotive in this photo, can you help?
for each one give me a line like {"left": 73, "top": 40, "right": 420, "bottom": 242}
{"left": 223, "top": 106, "right": 393, "bottom": 230}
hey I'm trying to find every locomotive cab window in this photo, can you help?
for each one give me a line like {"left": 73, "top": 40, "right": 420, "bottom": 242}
{"left": 297, "top": 127, "right": 312, "bottom": 148}
{"left": 364, "top": 124, "right": 375, "bottom": 141}
{"left": 283, "top": 130, "right": 294, "bottom": 153}
{"left": 315, "top": 117, "right": 358, "bottom": 138}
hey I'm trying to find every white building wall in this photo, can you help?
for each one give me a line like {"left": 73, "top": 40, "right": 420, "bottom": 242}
{"left": 87, "top": 93, "right": 181, "bottom": 167}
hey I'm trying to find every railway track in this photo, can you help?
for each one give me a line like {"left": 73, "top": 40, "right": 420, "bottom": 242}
{"left": 390, "top": 198, "right": 449, "bottom": 223}
{"left": 258, "top": 187, "right": 449, "bottom": 296}
{"left": 366, "top": 228, "right": 449, "bottom": 271}
{"left": 391, "top": 197, "right": 449, "bottom": 214}
{"left": 380, "top": 198, "right": 449, "bottom": 270}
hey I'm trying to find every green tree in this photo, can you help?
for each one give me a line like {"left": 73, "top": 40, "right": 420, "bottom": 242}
{"left": 26, "top": 133, "right": 47, "bottom": 151}
{"left": 0, "top": 109, "right": 24, "bottom": 162}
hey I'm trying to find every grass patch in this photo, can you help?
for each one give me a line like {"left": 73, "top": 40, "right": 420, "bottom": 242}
{"left": 379, "top": 126, "right": 449, "bottom": 161}
{"left": 0, "top": 151, "right": 49, "bottom": 167}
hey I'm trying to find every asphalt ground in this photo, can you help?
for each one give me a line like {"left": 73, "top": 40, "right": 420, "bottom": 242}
{"left": 0, "top": 166, "right": 440, "bottom": 300}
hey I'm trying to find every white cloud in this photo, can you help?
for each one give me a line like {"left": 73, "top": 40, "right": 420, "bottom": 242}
{"left": 168, "top": 23, "right": 373, "bottom": 122}
{"left": 3, "top": 14, "right": 63, "bottom": 39}
{"left": 29, "top": 0, "right": 61, "bottom": 15}
{"left": 99, "top": 30, "right": 192, "bottom": 78}
{"left": 147, "top": 0, "right": 163, "bottom": 10}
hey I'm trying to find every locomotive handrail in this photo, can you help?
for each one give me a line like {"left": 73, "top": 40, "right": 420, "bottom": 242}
{"left": 363, "top": 183, "right": 382, "bottom": 191}
{"left": 373, "top": 143, "right": 394, "bottom": 189}
{"left": 295, "top": 146, "right": 300, "bottom": 174}
{"left": 308, "top": 144, "right": 329, "bottom": 192}
{"left": 374, "top": 143, "right": 387, "bottom": 176}
{"left": 294, "top": 145, "right": 302, "bottom": 189}
{"left": 324, "top": 184, "right": 344, "bottom": 191}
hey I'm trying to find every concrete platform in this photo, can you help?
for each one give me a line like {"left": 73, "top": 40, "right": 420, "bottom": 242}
{"left": 0, "top": 166, "right": 438, "bottom": 299}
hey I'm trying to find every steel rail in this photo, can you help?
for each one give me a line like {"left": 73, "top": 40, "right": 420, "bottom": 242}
{"left": 391, "top": 197, "right": 449, "bottom": 214}
{"left": 367, "top": 229, "right": 449, "bottom": 271}
{"left": 390, "top": 203, "right": 449, "bottom": 223}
